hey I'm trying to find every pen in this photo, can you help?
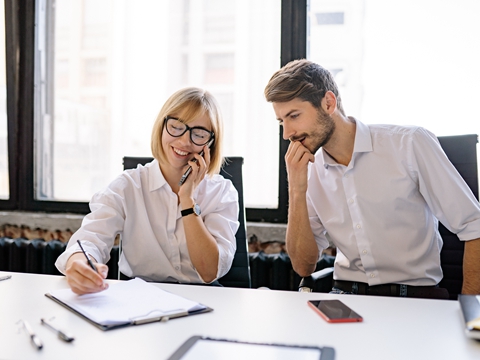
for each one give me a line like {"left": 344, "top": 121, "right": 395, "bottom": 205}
{"left": 22, "top": 320, "right": 43, "bottom": 350}
{"left": 179, "top": 166, "right": 194, "bottom": 186}
{"left": 0, "top": 275, "right": 12, "bottom": 281}
{"left": 41, "top": 318, "right": 75, "bottom": 342}
{"left": 77, "top": 240, "right": 98, "bottom": 273}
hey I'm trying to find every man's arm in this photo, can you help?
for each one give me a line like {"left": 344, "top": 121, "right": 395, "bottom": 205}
{"left": 462, "top": 238, "right": 480, "bottom": 294}
{"left": 284, "top": 141, "right": 319, "bottom": 277}
{"left": 286, "top": 189, "right": 319, "bottom": 277}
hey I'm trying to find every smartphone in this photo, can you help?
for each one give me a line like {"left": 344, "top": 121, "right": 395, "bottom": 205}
{"left": 308, "top": 300, "right": 363, "bottom": 323}
{"left": 178, "top": 138, "right": 214, "bottom": 186}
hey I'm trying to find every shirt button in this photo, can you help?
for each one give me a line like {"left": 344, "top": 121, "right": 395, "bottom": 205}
{"left": 356, "top": 224, "right": 361, "bottom": 229}
{"left": 362, "top": 250, "right": 367, "bottom": 255}
{"left": 348, "top": 199, "right": 354, "bottom": 204}
{"left": 370, "top": 273, "right": 375, "bottom": 278}
{"left": 175, "top": 266, "right": 180, "bottom": 270}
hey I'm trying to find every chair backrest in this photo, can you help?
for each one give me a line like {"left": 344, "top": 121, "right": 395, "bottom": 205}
{"left": 122, "top": 156, "right": 251, "bottom": 288}
{"left": 437, "top": 134, "right": 479, "bottom": 300}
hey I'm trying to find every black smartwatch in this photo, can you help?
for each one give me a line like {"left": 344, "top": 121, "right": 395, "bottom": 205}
{"left": 181, "top": 203, "right": 201, "bottom": 217}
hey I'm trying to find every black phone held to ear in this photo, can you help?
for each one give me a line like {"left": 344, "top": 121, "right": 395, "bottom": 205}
{"left": 178, "top": 139, "right": 214, "bottom": 186}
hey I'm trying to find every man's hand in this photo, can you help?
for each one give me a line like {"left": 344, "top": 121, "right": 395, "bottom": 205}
{"left": 65, "top": 253, "right": 109, "bottom": 295}
{"left": 285, "top": 141, "right": 315, "bottom": 194}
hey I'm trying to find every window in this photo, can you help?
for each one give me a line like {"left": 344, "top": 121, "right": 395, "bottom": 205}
{"left": 8, "top": 0, "right": 477, "bottom": 222}
{"left": 0, "top": 0, "right": 7, "bottom": 200}
{"left": 309, "top": 0, "right": 480, "bottom": 160}
{"left": 33, "top": 0, "right": 283, "bottom": 215}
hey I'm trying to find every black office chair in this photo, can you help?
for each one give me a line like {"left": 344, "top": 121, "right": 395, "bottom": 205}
{"left": 299, "top": 134, "right": 479, "bottom": 300}
{"left": 123, "top": 156, "right": 251, "bottom": 288}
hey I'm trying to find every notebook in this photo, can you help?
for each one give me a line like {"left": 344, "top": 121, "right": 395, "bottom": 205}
{"left": 46, "top": 278, "right": 212, "bottom": 331}
{"left": 458, "top": 294, "right": 480, "bottom": 339}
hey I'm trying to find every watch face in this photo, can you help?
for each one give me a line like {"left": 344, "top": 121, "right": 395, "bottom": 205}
{"left": 194, "top": 203, "right": 201, "bottom": 216}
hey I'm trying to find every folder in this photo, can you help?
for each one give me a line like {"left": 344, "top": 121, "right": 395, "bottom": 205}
{"left": 45, "top": 278, "right": 213, "bottom": 331}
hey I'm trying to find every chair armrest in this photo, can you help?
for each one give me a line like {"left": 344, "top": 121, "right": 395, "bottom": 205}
{"left": 298, "top": 267, "right": 334, "bottom": 293}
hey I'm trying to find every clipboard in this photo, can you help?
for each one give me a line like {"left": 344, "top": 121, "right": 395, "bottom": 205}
{"left": 45, "top": 278, "right": 213, "bottom": 331}
{"left": 458, "top": 294, "right": 480, "bottom": 339}
{"left": 167, "top": 336, "right": 335, "bottom": 360}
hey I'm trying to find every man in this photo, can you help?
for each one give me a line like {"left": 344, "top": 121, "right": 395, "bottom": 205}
{"left": 264, "top": 59, "right": 480, "bottom": 299}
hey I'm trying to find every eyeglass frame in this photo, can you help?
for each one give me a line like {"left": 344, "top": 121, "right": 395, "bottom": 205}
{"left": 164, "top": 116, "right": 215, "bottom": 146}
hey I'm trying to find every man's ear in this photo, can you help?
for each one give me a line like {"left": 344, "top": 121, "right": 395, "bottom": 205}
{"left": 321, "top": 91, "right": 337, "bottom": 115}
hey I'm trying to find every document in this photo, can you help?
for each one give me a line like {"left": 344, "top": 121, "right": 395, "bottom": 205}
{"left": 46, "top": 278, "right": 212, "bottom": 330}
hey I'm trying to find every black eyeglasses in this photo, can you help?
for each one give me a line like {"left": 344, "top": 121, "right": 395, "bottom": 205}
{"left": 164, "top": 116, "right": 214, "bottom": 146}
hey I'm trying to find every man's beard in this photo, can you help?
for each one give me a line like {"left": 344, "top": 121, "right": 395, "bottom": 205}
{"left": 293, "top": 108, "right": 335, "bottom": 155}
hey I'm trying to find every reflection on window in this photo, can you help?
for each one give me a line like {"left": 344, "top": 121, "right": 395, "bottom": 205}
{"left": 36, "top": 0, "right": 281, "bottom": 208}
{"left": 315, "top": 12, "right": 344, "bottom": 25}
{"left": 82, "top": 58, "right": 107, "bottom": 87}
{"left": 0, "top": 0, "right": 8, "bottom": 199}
{"left": 82, "top": 0, "right": 110, "bottom": 50}
{"left": 204, "top": 53, "right": 235, "bottom": 84}
{"left": 56, "top": 59, "right": 69, "bottom": 88}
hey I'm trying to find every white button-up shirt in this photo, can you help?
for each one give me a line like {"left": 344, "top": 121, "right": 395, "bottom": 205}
{"left": 307, "top": 119, "right": 480, "bottom": 286}
{"left": 56, "top": 159, "right": 239, "bottom": 284}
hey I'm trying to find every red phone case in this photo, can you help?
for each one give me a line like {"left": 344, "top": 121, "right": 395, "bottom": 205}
{"left": 308, "top": 300, "right": 363, "bottom": 323}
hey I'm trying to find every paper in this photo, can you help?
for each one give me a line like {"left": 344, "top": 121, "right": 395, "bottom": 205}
{"left": 48, "top": 278, "right": 206, "bottom": 326}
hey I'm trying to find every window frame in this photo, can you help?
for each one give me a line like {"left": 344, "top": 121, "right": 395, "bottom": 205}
{"left": 1, "top": 0, "right": 307, "bottom": 223}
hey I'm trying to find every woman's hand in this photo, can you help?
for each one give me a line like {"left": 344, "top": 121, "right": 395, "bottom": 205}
{"left": 65, "top": 253, "right": 109, "bottom": 295}
{"left": 178, "top": 144, "right": 211, "bottom": 200}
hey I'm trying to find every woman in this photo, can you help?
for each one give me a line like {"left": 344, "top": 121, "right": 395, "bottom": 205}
{"left": 56, "top": 87, "right": 239, "bottom": 294}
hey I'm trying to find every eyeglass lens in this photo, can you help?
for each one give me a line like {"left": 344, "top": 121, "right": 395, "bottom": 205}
{"left": 166, "top": 117, "right": 213, "bottom": 146}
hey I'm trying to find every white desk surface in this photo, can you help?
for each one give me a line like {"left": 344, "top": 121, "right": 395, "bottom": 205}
{"left": 1, "top": 271, "right": 479, "bottom": 360}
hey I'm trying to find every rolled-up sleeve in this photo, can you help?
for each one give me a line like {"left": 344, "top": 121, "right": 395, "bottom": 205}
{"left": 55, "top": 177, "right": 127, "bottom": 274}
{"left": 201, "top": 177, "right": 239, "bottom": 280}
{"left": 410, "top": 128, "right": 480, "bottom": 241}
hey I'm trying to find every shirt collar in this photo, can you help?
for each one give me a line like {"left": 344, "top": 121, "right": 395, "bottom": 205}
{"left": 148, "top": 159, "right": 168, "bottom": 191}
{"left": 321, "top": 117, "right": 373, "bottom": 168}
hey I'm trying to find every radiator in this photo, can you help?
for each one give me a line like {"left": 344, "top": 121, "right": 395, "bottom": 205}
{"left": 0, "top": 237, "right": 120, "bottom": 279}
{"left": 248, "top": 251, "right": 335, "bottom": 291}
{"left": 0, "top": 237, "right": 332, "bottom": 291}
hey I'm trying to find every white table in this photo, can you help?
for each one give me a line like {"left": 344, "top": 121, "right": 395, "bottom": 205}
{"left": 1, "top": 271, "right": 479, "bottom": 360}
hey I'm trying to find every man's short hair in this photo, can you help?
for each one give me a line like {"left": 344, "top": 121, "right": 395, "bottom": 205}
{"left": 264, "top": 59, "right": 345, "bottom": 116}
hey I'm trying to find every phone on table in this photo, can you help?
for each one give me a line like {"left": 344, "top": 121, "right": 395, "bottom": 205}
{"left": 308, "top": 300, "right": 363, "bottom": 323}
{"left": 178, "top": 138, "right": 214, "bottom": 186}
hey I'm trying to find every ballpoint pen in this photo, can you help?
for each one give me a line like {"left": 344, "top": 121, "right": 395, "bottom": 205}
{"left": 0, "top": 275, "right": 12, "bottom": 281}
{"left": 21, "top": 320, "right": 43, "bottom": 350}
{"left": 77, "top": 240, "right": 98, "bottom": 272}
{"left": 41, "top": 318, "right": 75, "bottom": 342}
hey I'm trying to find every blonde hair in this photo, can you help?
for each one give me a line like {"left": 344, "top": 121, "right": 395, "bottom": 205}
{"left": 151, "top": 87, "right": 224, "bottom": 175}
